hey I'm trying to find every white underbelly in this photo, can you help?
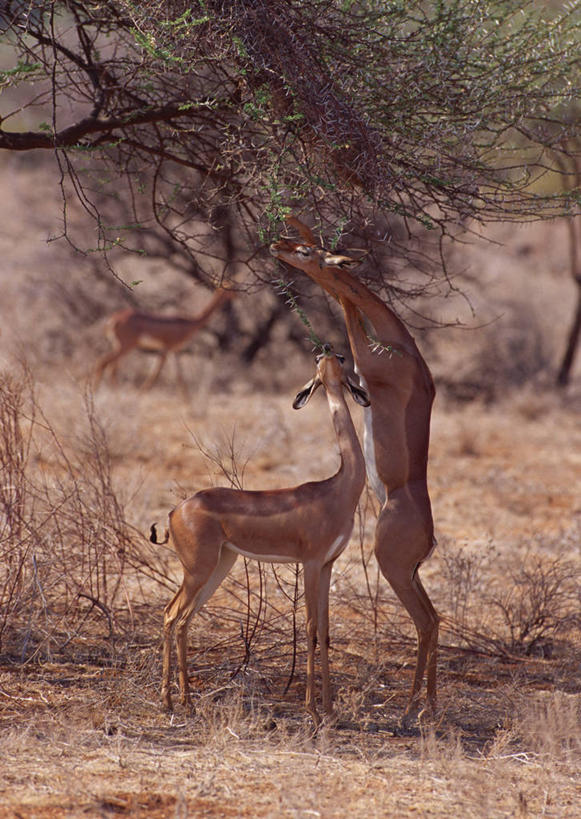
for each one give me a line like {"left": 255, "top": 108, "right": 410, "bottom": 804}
{"left": 356, "top": 369, "right": 387, "bottom": 506}
{"left": 324, "top": 529, "right": 352, "bottom": 564}
{"left": 224, "top": 541, "right": 298, "bottom": 564}
{"left": 138, "top": 334, "right": 166, "bottom": 351}
{"left": 424, "top": 535, "right": 438, "bottom": 563}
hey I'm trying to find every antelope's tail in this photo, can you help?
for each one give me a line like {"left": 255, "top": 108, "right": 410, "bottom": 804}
{"left": 150, "top": 522, "right": 170, "bottom": 545}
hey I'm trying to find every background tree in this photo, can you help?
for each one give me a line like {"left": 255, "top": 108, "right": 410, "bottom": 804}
{"left": 1, "top": 0, "right": 580, "bottom": 340}
{"left": 554, "top": 149, "right": 581, "bottom": 387}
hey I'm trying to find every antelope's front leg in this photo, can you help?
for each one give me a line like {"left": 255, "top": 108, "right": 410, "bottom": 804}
{"left": 303, "top": 564, "right": 321, "bottom": 727}
{"left": 317, "top": 562, "right": 334, "bottom": 718}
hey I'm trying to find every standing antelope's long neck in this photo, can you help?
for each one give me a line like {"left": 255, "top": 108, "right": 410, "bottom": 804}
{"left": 325, "top": 386, "right": 366, "bottom": 501}
{"left": 305, "top": 264, "right": 417, "bottom": 353}
{"left": 192, "top": 289, "right": 229, "bottom": 329}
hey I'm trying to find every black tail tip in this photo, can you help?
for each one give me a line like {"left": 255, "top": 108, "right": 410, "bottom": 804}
{"left": 150, "top": 522, "right": 169, "bottom": 544}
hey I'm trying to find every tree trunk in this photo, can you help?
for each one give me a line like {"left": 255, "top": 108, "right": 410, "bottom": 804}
{"left": 242, "top": 302, "right": 286, "bottom": 363}
{"left": 556, "top": 283, "right": 581, "bottom": 387}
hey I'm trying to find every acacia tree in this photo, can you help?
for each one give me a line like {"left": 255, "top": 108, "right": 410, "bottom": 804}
{"left": 554, "top": 149, "right": 581, "bottom": 386}
{"left": 1, "top": 0, "right": 580, "bottom": 315}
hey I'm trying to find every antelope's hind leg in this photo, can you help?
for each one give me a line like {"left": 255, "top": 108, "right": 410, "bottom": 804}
{"left": 93, "top": 345, "right": 124, "bottom": 388}
{"left": 141, "top": 351, "right": 169, "bottom": 390}
{"left": 162, "top": 545, "right": 238, "bottom": 711}
{"left": 374, "top": 496, "right": 439, "bottom": 725}
{"left": 303, "top": 563, "right": 324, "bottom": 728}
{"left": 161, "top": 582, "right": 188, "bottom": 711}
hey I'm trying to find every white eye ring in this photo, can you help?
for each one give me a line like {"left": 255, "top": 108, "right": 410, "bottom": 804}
{"left": 296, "top": 246, "right": 311, "bottom": 256}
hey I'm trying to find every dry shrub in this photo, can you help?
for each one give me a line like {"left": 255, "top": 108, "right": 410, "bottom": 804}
{"left": 438, "top": 537, "right": 580, "bottom": 660}
{"left": 0, "top": 363, "right": 168, "bottom": 661}
{"left": 490, "top": 556, "right": 580, "bottom": 657}
{"left": 438, "top": 537, "right": 498, "bottom": 636}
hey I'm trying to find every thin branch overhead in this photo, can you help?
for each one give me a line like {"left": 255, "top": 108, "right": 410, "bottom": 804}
{"left": 1, "top": 0, "right": 580, "bottom": 299}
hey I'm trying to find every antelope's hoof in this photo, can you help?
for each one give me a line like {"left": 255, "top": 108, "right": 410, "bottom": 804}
{"left": 321, "top": 708, "right": 337, "bottom": 728}
{"left": 180, "top": 696, "right": 193, "bottom": 712}
{"left": 306, "top": 706, "right": 321, "bottom": 732}
{"left": 397, "top": 702, "right": 422, "bottom": 736}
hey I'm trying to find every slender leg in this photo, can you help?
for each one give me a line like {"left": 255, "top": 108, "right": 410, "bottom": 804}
{"left": 303, "top": 564, "right": 321, "bottom": 726}
{"left": 340, "top": 297, "right": 380, "bottom": 374}
{"left": 317, "top": 562, "right": 334, "bottom": 717}
{"left": 110, "top": 359, "right": 120, "bottom": 384}
{"left": 142, "top": 351, "right": 168, "bottom": 390}
{"left": 174, "top": 604, "right": 197, "bottom": 706}
{"left": 174, "top": 353, "right": 190, "bottom": 398}
{"left": 161, "top": 546, "right": 237, "bottom": 710}
{"left": 374, "top": 489, "right": 438, "bottom": 719}
{"left": 384, "top": 569, "right": 438, "bottom": 717}
{"left": 193, "top": 547, "right": 238, "bottom": 612}
{"left": 163, "top": 577, "right": 208, "bottom": 709}
{"left": 94, "top": 347, "right": 125, "bottom": 388}
{"left": 413, "top": 573, "right": 439, "bottom": 710}
{"left": 176, "top": 549, "right": 238, "bottom": 706}
{"left": 162, "top": 584, "right": 188, "bottom": 710}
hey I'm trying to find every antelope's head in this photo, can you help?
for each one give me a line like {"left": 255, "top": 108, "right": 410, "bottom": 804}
{"left": 293, "top": 344, "right": 369, "bottom": 409}
{"left": 270, "top": 216, "right": 360, "bottom": 274}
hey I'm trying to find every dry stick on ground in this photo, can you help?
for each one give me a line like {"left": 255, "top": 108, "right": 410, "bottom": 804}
{"left": 94, "top": 288, "right": 234, "bottom": 393}
{"left": 271, "top": 216, "right": 438, "bottom": 726}
{"left": 151, "top": 351, "right": 369, "bottom": 726}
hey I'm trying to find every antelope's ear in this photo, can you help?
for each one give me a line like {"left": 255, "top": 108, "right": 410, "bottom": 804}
{"left": 345, "top": 376, "right": 370, "bottom": 407}
{"left": 322, "top": 254, "right": 360, "bottom": 270}
{"left": 285, "top": 215, "right": 316, "bottom": 244}
{"left": 293, "top": 377, "right": 321, "bottom": 409}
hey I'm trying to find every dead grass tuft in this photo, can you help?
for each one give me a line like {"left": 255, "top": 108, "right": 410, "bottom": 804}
{"left": 515, "top": 691, "right": 581, "bottom": 763}
{"left": 0, "top": 363, "right": 171, "bottom": 662}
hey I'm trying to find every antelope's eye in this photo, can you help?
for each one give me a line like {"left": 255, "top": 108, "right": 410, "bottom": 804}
{"left": 336, "top": 354, "right": 345, "bottom": 364}
{"left": 296, "top": 246, "right": 311, "bottom": 257}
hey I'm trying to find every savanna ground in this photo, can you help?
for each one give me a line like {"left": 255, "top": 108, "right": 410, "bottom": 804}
{"left": 1, "top": 154, "right": 580, "bottom": 817}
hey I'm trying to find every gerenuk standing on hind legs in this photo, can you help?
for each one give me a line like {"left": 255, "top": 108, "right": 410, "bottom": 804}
{"left": 271, "top": 216, "right": 438, "bottom": 729}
